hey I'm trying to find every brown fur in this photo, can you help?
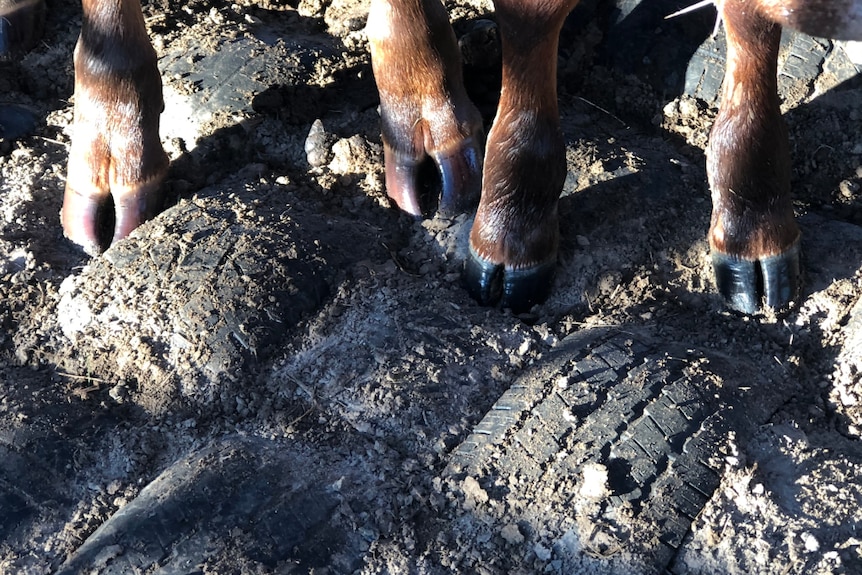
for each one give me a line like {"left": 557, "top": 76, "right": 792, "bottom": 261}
{"left": 63, "top": 0, "right": 168, "bottom": 253}
{"left": 707, "top": 0, "right": 799, "bottom": 259}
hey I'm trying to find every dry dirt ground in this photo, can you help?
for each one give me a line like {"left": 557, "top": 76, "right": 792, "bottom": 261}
{"left": 2, "top": 0, "right": 862, "bottom": 573}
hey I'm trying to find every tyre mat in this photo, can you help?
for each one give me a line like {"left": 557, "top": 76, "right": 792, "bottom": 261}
{"left": 600, "top": 0, "right": 861, "bottom": 105}
{"left": 55, "top": 436, "right": 359, "bottom": 575}
{"left": 441, "top": 327, "right": 789, "bottom": 573}
{"left": 30, "top": 327, "right": 790, "bottom": 575}
{"left": 53, "top": 192, "right": 333, "bottom": 412}
{"left": 0, "top": 365, "right": 123, "bottom": 568}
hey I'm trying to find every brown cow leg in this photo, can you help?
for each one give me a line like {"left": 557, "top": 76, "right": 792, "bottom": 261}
{"left": 367, "top": 0, "right": 484, "bottom": 217}
{"left": 0, "top": 0, "right": 44, "bottom": 57}
{"left": 62, "top": 0, "right": 168, "bottom": 255}
{"left": 708, "top": 0, "right": 800, "bottom": 313}
{"left": 463, "top": 0, "right": 578, "bottom": 311}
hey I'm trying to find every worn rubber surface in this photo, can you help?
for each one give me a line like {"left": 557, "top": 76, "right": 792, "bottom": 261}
{"left": 0, "top": 364, "right": 118, "bottom": 572}
{"left": 442, "top": 327, "right": 785, "bottom": 573}
{"left": 16, "top": 327, "right": 789, "bottom": 575}
{"left": 55, "top": 190, "right": 334, "bottom": 411}
{"left": 602, "top": 0, "right": 861, "bottom": 105}
{"left": 3, "top": 325, "right": 786, "bottom": 575}
{"left": 0, "top": 446, "right": 64, "bottom": 544}
{"left": 55, "top": 436, "right": 358, "bottom": 574}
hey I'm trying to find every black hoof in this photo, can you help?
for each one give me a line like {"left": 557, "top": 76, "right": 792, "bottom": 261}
{"left": 0, "top": 0, "right": 45, "bottom": 58}
{"left": 0, "top": 104, "right": 39, "bottom": 141}
{"left": 712, "top": 242, "right": 800, "bottom": 314}
{"left": 463, "top": 246, "right": 555, "bottom": 312}
{"left": 434, "top": 137, "right": 482, "bottom": 218}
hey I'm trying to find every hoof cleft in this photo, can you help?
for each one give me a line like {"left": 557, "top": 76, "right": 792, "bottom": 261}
{"left": 712, "top": 242, "right": 800, "bottom": 313}
{"left": 464, "top": 248, "right": 555, "bottom": 313}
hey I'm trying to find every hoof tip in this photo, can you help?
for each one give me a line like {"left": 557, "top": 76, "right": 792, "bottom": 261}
{"left": 0, "top": 104, "right": 39, "bottom": 141}
{"left": 463, "top": 248, "right": 555, "bottom": 313}
{"left": 712, "top": 243, "right": 800, "bottom": 314}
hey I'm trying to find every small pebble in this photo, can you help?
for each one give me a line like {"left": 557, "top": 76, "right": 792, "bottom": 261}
{"left": 801, "top": 532, "right": 820, "bottom": 553}
{"left": 534, "top": 542, "right": 552, "bottom": 561}
{"left": 839, "top": 179, "right": 859, "bottom": 199}
{"left": 304, "top": 119, "right": 332, "bottom": 167}
{"left": 501, "top": 523, "right": 524, "bottom": 545}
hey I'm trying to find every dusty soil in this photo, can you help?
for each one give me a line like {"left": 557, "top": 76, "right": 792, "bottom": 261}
{"left": 1, "top": 0, "right": 862, "bottom": 573}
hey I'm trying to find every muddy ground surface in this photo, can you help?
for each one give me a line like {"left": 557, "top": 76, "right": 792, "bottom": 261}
{"left": 2, "top": 0, "right": 862, "bottom": 573}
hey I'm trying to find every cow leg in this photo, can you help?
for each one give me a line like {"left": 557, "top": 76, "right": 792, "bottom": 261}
{"left": 463, "top": 0, "right": 578, "bottom": 311}
{"left": 62, "top": 0, "right": 168, "bottom": 255}
{"left": 367, "top": 0, "right": 484, "bottom": 217}
{"left": 707, "top": 0, "right": 800, "bottom": 313}
{"left": 0, "top": 0, "right": 44, "bottom": 56}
